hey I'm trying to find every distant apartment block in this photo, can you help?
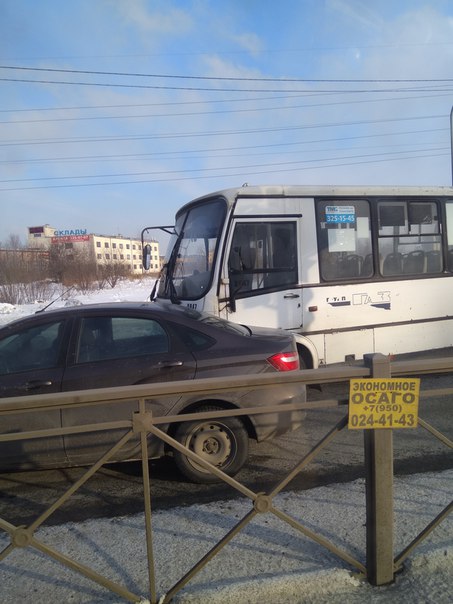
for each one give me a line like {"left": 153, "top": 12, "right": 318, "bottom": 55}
{"left": 26, "top": 225, "right": 161, "bottom": 274}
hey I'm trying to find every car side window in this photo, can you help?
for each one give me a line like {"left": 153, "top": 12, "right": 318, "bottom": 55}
{"left": 76, "top": 316, "right": 169, "bottom": 363}
{"left": 0, "top": 320, "right": 65, "bottom": 375}
{"left": 169, "top": 323, "right": 215, "bottom": 351}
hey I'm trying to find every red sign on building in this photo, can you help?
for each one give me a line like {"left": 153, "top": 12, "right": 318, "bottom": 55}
{"left": 51, "top": 235, "right": 90, "bottom": 243}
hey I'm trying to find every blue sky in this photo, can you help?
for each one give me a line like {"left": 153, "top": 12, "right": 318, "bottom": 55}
{"left": 1, "top": 0, "right": 453, "bottom": 246}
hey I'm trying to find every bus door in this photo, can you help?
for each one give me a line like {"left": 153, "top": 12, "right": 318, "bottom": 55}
{"left": 221, "top": 219, "right": 302, "bottom": 330}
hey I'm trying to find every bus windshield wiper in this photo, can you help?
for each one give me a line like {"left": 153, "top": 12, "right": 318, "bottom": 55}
{"left": 165, "top": 229, "right": 184, "bottom": 304}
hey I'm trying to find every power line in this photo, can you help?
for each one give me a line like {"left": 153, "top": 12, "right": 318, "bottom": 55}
{"left": 1, "top": 92, "right": 451, "bottom": 125}
{"left": 2, "top": 64, "right": 453, "bottom": 84}
{"left": 0, "top": 113, "right": 447, "bottom": 147}
{"left": 0, "top": 128, "right": 447, "bottom": 166}
{"left": 0, "top": 147, "right": 448, "bottom": 191}
{"left": 0, "top": 93, "right": 308, "bottom": 113}
{"left": 1, "top": 145, "right": 448, "bottom": 183}
{"left": 2, "top": 75, "right": 453, "bottom": 94}
{"left": 0, "top": 151, "right": 448, "bottom": 192}
{"left": 1, "top": 87, "right": 448, "bottom": 115}
{"left": 3, "top": 40, "right": 453, "bottom": 62}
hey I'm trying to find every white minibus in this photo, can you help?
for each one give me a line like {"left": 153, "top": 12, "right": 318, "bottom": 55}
{"left": 143, "top": 185, "right": 453, "bottom": 367}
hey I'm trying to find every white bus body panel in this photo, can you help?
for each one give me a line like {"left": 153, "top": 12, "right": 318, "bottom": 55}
{"left": 220, "top": 193, "right": 452, "bottom": 365}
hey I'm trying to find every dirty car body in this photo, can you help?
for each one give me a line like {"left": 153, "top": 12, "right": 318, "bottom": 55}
{"left": 0, "top": 302, "right": 305, "bottom": 482}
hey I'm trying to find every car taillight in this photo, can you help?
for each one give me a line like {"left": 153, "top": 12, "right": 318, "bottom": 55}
{"left": 267, "top": 351, "right": 300, "bottom": 372}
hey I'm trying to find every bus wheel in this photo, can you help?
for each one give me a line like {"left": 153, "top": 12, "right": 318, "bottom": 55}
{"left": 173, "top": 405, "right": 249, "bottom": 483}
{"left": 297, "top": 346, "right": 312, "bottom": 370}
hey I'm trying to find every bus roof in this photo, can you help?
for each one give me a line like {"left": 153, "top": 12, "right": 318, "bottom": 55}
{"left": 177, "top": 184, "right": 453, "bottom": 214}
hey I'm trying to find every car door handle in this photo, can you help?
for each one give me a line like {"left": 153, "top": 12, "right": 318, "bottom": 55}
{"left": 284, "top": 293, "right": 300, "bottom": 299}
{"left": 157, "top": 361, "right": 184, "bottom": 368}
{"left": 24, "top": 380, "right": 53, "bottom": 390}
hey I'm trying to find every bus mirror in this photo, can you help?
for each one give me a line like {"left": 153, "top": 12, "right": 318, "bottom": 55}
{"left": 143, "top": 244, "right": 151, "bottom": 270}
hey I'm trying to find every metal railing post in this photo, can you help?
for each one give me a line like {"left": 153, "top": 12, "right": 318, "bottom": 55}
{"left": 363, "top": 353, "right": 395, "bottom": 585}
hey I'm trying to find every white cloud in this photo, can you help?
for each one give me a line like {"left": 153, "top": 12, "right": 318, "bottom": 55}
{"left": 327, "top": 0, "right": 385, "bottom": 33}
{"left": 230, "top": 32, "right": 263, "bottom": 57}
{"left": 114, "top": 0, "right": 193, "bottom": 35}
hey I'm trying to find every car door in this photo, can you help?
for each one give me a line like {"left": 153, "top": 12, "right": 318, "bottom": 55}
{"left": 61, "top": 312, "right": 197, "bottom": 464}
{"left": 0, "top": 318, "right": 69, "bottom": 468}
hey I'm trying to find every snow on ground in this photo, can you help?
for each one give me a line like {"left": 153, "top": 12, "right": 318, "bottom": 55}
{"left": 0, "top": 278, "right": 157, "bottom": 328}
{"left": 0, "top": 279, "right": 452, "bottom": 602}
{"left": 0, "top": 471, "right": 452, "bottom": 603}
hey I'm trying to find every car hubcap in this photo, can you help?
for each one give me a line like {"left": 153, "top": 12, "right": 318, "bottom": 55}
{"left": 188, "top": 423, "right": 232, "bottom": 471}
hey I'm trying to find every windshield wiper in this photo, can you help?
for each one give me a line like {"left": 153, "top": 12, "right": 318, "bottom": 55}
{"left": 165, "top": 229, "right": 184, "bottom": 304}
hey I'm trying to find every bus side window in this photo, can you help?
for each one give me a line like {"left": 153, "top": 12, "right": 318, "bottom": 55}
{"left": 378, "top": 200, "right": 442, "bottom": 276}
{"left": 316, "top": 200, "right": 372, "bottom": 281}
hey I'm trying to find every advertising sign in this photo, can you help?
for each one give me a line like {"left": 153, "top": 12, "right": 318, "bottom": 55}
{"left": 348, "top": 378, "right": 420, "bottom": 429}
{"left": 51, "top": 235, "right": 90, "bottom": 243}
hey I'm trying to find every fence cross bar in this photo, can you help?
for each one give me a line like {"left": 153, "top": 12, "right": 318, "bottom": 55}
{"left": 270, "top": 414, "right": 348, "bottom": 498}
{"left": 394, "top": 500, "right": 453, "bottom": 569}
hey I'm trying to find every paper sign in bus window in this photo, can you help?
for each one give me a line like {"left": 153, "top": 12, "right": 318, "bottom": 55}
{"left": 328, "top": 228, "right": 356, "bottom": 252}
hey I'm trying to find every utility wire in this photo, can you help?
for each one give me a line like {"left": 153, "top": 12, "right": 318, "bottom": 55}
{"left": 0, "top": 151, "right": 448, "bottom": 192}
{"left": 0, "top": 128, "right": 447, "bottom": 166}
{"left": 1, "top": 147, "right": 449, "bottom": 184}
{"left": 0, "top": 93, "right": 341, "bottom": 113}
{"left": 3, "top": 40, "right": 453, "bottom": 61}
{"left": 2, "top": 76, "right": 453, "bottom": 94}
{"left": 0, "top": 113, "right": 446, "bottom": 147}
{"left": 1, "top": 92, "right": 451, "bottom": 125}
{"left": 1, "top": 64, "right": 453, "bottom": 84}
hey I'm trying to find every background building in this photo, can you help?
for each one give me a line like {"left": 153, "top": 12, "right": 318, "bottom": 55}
{"left": 26, "top": 225, "right": 160, "bottom": 275}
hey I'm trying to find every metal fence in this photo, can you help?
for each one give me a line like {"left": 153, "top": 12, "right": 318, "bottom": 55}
{"left": 0, "top": 353, "right": 452, "bottom": 602}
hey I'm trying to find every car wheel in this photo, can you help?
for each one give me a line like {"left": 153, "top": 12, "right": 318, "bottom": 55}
{"left": 173, "top": 405, "right": 249, "bottom": 483}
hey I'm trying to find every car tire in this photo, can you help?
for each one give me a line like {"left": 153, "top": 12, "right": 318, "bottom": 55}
{"left": 173, "top": 405, "right": 249, "bottom": 483}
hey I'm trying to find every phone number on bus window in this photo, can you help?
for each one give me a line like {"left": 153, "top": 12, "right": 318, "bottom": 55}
{"left": 325, "top": 214, "right": 356, "bottom": 223}
{"left": 325, "top": 205, "right": 356, "bottom": 224}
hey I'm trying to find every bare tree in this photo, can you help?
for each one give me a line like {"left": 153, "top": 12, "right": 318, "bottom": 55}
{"left": 48, "top": 243, "right": 98, "bottom": 291}
{"left": 4, "top": 234, "right": 23, "bottom": 249}
{"left": 98, "top": 260, "right": 129, "bottom": 288}
{"left": 0, "top": 238, "right": 54, "bottom": 304}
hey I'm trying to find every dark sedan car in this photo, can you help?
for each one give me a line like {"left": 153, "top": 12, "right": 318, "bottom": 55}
{"left": 0, "top": 302, "right": 305, "bottom": 482}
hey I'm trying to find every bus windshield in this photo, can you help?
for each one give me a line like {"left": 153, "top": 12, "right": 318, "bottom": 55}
{"left": 157, "top": 198, "right": 227, "bottom": 301}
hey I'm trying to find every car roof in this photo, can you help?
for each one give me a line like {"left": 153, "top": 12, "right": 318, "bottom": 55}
{"left": 0, "top": 301, "right": 222, "bottom": 331}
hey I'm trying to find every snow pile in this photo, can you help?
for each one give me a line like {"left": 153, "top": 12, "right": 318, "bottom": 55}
{"left": 0, "top": 303, "right": 17, "bottom": 315}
